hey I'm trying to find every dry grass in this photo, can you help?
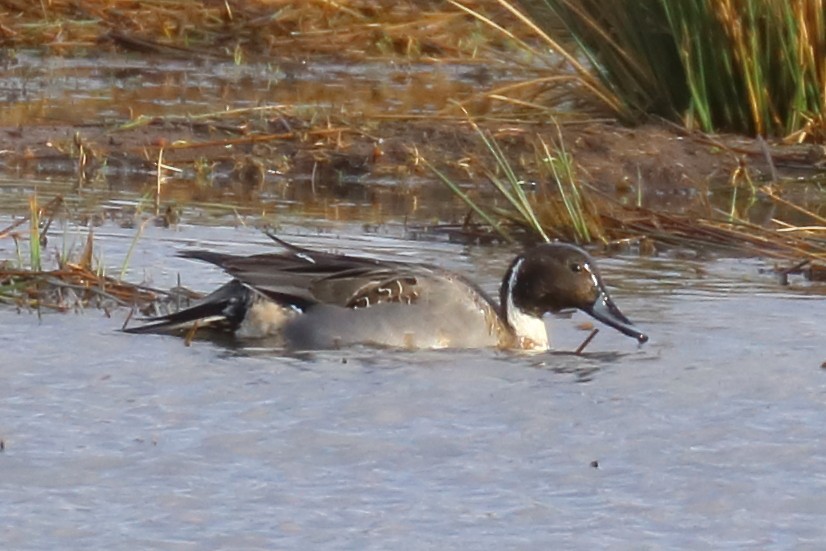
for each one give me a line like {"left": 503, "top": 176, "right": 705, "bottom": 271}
{"left": 0, "top": 195, "right": 182, "bottom": 314}
{"left": 1, "top": 0, "right": 824, "bottom": 297}
{"left": 0, "top": 0, "right": 522, "bottom": 60}
{"left": 601, "top": 196, "right": 826, "bottom": 262}
{"left": 432, "top": 120, "right": 826, "bottom": 265}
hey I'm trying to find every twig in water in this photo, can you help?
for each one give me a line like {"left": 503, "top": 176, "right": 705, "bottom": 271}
{"left": 0, "top": 216, "right": 29, "bottom": 240}
{"left": 776, "top": 258, "right": 811, "bottom": 285}
{"left": 156, "top": 147, "right": 164, "bottom": 215}
{"left": 184, "top": 321, "right": 200, "bottom": 347}
{"left": 121, "top": 307, "right": 135, "bottom": 331}
{"left": 574, "top": 328, "right": 599, "bottom": 355}
{"left": 757, "top": 135, "right": 779, "bottom": 182}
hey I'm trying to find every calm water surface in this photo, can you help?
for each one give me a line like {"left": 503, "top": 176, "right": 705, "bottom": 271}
{"left": 2, "top": 41, "right": 824, "bottom": 550}
{"left": 1, "top": 224, "right": 824, "bottom": 549}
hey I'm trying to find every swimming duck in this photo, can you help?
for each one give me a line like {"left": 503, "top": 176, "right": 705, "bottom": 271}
{"left": 126, "top": 235, "right": 648, "bottom": 350}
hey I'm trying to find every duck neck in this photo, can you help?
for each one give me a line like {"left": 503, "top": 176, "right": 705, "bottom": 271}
{"left": 500, "top": 256, "right": 549, "bottom": 350}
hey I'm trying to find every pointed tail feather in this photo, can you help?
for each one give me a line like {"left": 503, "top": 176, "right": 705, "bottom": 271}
{"left": 177, "top": 249, "right": 236, "bottom": 267}
{"left": 264, "top": 231, "right": 312, "bottom": 253}
{"left": 123, "top": 280, "right": 251, "bottom": 335}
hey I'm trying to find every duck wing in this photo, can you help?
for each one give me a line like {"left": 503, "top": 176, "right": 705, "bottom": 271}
{"left": 178, "top": 237, "right": 439, "bottom": 311}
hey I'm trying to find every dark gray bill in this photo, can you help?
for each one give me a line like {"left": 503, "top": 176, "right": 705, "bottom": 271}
{"left": 585, "top": 292, "right": 648, "bottom": 343}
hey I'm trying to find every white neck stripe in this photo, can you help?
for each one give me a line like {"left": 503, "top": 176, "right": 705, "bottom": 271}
{"left": 504, "top": 257, "right": 549, "bottom": 350}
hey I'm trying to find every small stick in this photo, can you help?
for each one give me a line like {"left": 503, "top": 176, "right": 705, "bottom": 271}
{"left": 0, "top": 216, "right": 29, "bottom": 240}
{"left": 184, "top": 320, "right": 200, "bottom": 347}
{"left": 574, "top": 328, "right": 599, "bottom": 355}
{"left": 756, "top": 135, "right": 779, "bottom": 183}
{"left": 155, "top": 147, "right": 164, "bottom": 215}
{"left": 782, "top": 259, "right": 811, "bottom": 275}
{"left": 121, "top": 307, "right": 135, "bottom": 331}
{"left": 776, "top": 258, "right": 811, "bottom": 286}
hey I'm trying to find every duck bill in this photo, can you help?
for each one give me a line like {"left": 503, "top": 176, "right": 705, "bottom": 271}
{"left": 585, "top": 292, "right": 648, "bottom": 344}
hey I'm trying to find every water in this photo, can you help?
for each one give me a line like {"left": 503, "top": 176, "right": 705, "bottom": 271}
{"left": 1, "top": 44, "right": 825, "bottom": 550}
{"left": 1, "top": 223, "right": 824, "bottom": 549}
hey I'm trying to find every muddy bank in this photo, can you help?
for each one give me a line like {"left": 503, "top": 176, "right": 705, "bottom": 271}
{"left": 1, "top": 114, "right": 822, "bottom": 202}
{"left": 0, "top": 1, "right": 823, "bottom": 255}
{"left": 1, "top": 0, "right": 823, "bottom": 214}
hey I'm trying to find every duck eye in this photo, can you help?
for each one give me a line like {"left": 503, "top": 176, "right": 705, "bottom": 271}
{"left": 570, "top": 263, "right": 583, "bottom": 273}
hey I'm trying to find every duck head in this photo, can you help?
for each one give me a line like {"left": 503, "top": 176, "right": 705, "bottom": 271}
{"left": 502, "top": 243, "right": 648, "bottom": 344}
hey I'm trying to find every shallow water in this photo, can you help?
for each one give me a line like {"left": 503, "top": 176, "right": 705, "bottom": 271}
{"left": 1, "top": 50, "right": 525, "bottom": 131}
{"left": 1, "top": 45, "right": 825, "bottom": 549}
{"left": 1, "top": 222, "right": 825, "bottom": 550}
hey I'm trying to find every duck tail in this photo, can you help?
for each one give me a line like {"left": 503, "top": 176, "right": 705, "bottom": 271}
{"left": 123, "top": 280, "right": 251, "bottom": 335}
{"left": 264, "top": 230, "right": 312, "bottom": 253}
{"left": 177, "top": 249, "right": 235, "bottom": 267}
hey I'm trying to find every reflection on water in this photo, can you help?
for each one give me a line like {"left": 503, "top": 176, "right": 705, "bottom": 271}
{"left": 1, "top": 47, "right": 825, "bottom": 547}
{"left": 1, "top": 52, "right": 519, "bottom": 125}
{"left": 1, "top": 50, "right": 824, "bottom": 230}
{"left": 0, "top": 172, "right": 463, "bottom": 228}
{"left": 2, "top": 51, "right": 526, "bottom": 227}
{"left": 0, "top": 223, "right": 824, "bottom": 548}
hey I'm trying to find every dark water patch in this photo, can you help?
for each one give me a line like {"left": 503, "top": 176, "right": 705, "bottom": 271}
{"left": 1, "top": 47, "right": 825, "bottom": 539}
{"left": 1, "top": 225, "right": 825, "bottom": 548}
{"left": 0, "top": 51, "right": 535, "bottom": 127}
{"left": 0, "top": 277, "right": 823, "bottom": 547}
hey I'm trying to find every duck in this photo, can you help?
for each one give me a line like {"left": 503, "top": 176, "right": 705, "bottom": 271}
{"left": 125, "top": 233, "right": 648, "bottom": 350}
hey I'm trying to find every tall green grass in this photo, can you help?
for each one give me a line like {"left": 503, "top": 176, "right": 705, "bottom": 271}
{"left": 28, "top": 195, "right": 42, "bottom": 272}
{"left": 516, "top": 0, "right": 826, "bottom": 139}
{"left": 535, "top": 133, "right": 600, "bottom": 243}
{"left": 430, "top": 112, "right": 604, "bottom": 244}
